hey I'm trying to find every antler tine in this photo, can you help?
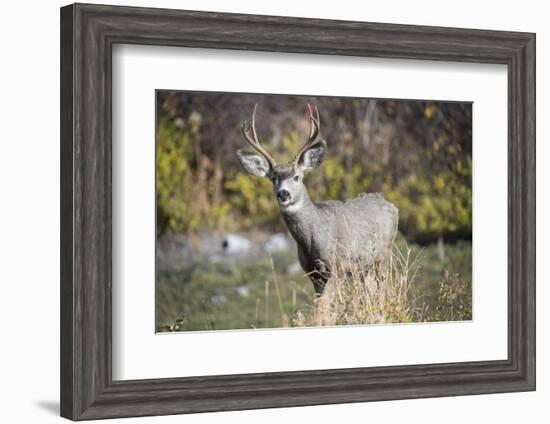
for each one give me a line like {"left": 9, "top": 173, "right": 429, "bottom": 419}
{"left": 251, "top": 103, "right": 260, "bottom": 145}
{"left": 241, "top": 104, "right": 277, "bottom": 169}
{"left": 307, "top": 104, "right": 320, "bottom": 140}
{"left": 293, "top": 104, "right": 322, "bottom": 165}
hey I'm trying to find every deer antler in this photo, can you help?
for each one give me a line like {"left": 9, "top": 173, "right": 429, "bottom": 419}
{"left": 241, "top": 104, "right": 277, "bottom": 169}
{"left": 293, "top": 104, "right": 322, "bottom": 165}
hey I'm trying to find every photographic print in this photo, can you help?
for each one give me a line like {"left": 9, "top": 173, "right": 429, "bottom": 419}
{"left": 156, "top": 91, "right": 472, "bottom": 333}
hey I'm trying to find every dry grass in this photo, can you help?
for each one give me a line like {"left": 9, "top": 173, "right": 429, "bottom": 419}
{"left": 292, "top": 243, "right": 427, "bottom": 327}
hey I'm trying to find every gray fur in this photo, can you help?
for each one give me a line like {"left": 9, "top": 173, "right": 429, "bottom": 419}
{"left": 282, "top": 192, "right": 398, "bottom": 294}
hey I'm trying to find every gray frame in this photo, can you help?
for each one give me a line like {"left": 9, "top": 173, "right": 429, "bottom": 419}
{"left": 60, "top": 3, "right": 536, "bottom": 421}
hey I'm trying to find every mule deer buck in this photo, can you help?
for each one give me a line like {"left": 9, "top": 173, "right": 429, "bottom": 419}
{"left": 237, "top": 104, "right": 398, "bottom": 296}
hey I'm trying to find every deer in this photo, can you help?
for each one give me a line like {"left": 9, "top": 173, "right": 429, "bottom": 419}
{"left": 237, "top": 104, "right": 399, "bottom": 296}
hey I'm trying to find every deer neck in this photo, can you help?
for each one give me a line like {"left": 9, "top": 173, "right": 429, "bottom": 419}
{"left": 281, "top": 191, "right": 318, "bottom": 251}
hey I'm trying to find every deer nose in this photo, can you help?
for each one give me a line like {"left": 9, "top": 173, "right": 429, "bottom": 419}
{"left": 278, "top": 190, "right": 290, "bottom": 202}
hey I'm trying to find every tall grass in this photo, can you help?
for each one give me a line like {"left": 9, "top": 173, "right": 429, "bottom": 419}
{"left": 292, "top": 243, "right": 426, "bottom": 327}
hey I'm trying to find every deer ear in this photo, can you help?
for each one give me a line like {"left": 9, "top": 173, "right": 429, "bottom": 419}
{"left": 236, "top": 149, "right": 271, "bottom": 177}
{"left": 298, "top": 140, "right": 326, "bottom": 172}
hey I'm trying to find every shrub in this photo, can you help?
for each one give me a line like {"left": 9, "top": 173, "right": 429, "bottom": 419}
{"left": 431, "top": 270, "right": 472, "bottom": 322}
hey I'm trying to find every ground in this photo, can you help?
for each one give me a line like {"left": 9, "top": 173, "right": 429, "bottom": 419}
{"left": 156, "top": 235, "right": 472, "bottom": 332}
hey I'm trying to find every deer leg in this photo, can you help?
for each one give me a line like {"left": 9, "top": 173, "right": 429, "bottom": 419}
{"left": 312, "top": 262, "right": 337, "bottom": 326}
{"left": 312, "top": 276, "right": 327, "bottom": 296}
{"left": 309, "top": 269, "right": 327, "bottom": 296}
{"left": 311, "top": 260, "right": 331, "bottom": 296}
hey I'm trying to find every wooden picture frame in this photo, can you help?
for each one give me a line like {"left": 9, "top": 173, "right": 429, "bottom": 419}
{"left": 60, "top": 3, "right": 535, "bottom": 420}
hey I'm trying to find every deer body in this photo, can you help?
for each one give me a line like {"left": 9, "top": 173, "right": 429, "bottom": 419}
{"left": 237, "top": 105, "right": 398, "bottom": 295}
{"left": 282, "top": 188, "right": 397, "bottom": 294}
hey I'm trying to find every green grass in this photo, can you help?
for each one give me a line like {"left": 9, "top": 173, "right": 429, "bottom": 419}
{"left": 156, "top": 249, "right": 314, "bottom": 332}
{"left": 408, "top": 239, "right": 472, "bottom": 320}
{"left": 156, "top": 239, "right": 472, "bottom": 332}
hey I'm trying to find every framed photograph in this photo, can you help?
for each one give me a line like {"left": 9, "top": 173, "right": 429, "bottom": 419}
{"left": 60, "top": 3, "right": 535, "bottom": 420}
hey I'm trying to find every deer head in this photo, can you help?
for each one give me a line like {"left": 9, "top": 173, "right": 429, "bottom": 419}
{"left": 237, "top": 104, "right": 327, "bottom": 212}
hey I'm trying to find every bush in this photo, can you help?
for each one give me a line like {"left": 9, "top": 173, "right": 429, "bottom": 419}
{"left": 431, "top": 271, "right": 472, "bottom": 322}
{"left": 383, "top": 159, "right": 472, "bottom": 242}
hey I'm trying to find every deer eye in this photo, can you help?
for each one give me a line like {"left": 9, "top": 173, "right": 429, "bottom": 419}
{"left": 293, "top": 175, "right": 299, "bottom": 182}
